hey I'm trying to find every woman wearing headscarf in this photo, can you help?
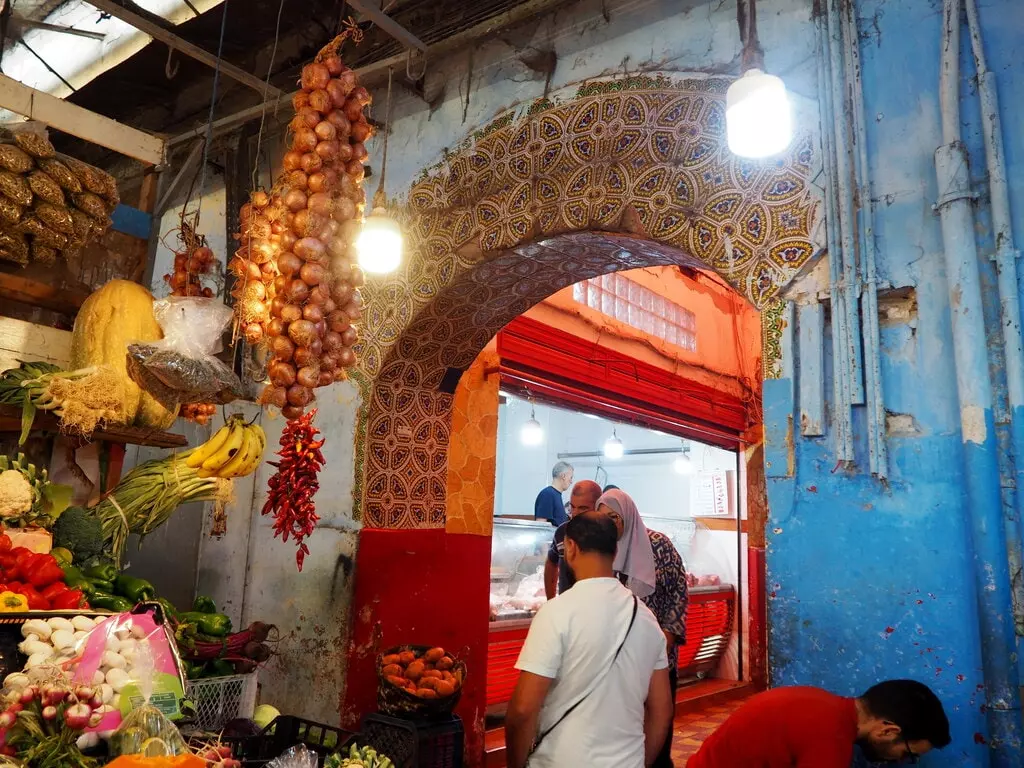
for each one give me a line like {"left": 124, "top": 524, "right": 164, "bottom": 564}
{"left": 596, "top": 487, "right": 688, "bottom": 768}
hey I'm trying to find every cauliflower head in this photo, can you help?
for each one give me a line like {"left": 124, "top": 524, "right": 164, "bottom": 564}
{"left": 0, "top": 470, "right": 33, "bottom": 518}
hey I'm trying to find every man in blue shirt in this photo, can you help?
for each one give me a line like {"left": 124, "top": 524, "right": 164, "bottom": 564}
{"left": 534, "top": 461, "right": 573, "bottom": 526}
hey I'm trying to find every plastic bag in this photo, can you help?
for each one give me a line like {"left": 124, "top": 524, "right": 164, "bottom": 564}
{"left": 127, "top": 296, "right": 243, "bottom": 407}
{"left": 267, "top": 745, "right": 319, "bottom": 768}
{"left": 72, "top": 607, "right": 188, "bottom": 744}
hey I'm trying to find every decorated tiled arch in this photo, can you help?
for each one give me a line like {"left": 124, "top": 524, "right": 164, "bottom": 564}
{"left": 353, "top": 74, "right": 820, "bottom": 530}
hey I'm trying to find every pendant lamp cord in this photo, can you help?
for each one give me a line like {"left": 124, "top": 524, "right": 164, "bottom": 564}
{"left": 738, "top": 0, "right": 764, "bottom": 72}
{"left": 372, "top": 66, "right": 394, "bottom": 210}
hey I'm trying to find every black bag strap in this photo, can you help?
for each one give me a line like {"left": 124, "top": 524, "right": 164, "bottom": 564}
{"left": 531, "top": 595, "right": 639, "bottom": 754}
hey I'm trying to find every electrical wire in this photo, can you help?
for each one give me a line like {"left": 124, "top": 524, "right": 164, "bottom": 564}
{"left": 372, "top": 65, "right": 394, "bottom": 208}
{"left": 191, "top": 0, "right": 230, "bottom": 227}
{"left": 251, "top": 0, "right": 287, "bottom": 192}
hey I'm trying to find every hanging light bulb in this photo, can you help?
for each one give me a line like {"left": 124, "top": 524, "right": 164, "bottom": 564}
{"left": 356, "top": 66, "right": 403, "bottom": 274}
{"left": 604, "top": 429, "right": 624, "bottom": 460}
{"left": 726, "top": 69, "right": 792, "bottom": 158}
{"left": 673, "top": 442, "right": 694, "bottom": 475}
{"left": 725, "top": 0, "right": 793, "bottom": 159}
{"left": 521, "top": 404, "right": 544, "bottom": 446}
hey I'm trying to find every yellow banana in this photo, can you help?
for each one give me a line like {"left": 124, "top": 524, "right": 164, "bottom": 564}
{"left": 234, "top": 423, "right": 267, "bottom": 477}
{"left": 201, "top": 417, "right": 245, "bottom": 473}
{"left": 217, "top": 425, "right": 258, "bottom": 478}
{"left": 185, "top": 419, "right": 234, "bottom": 468}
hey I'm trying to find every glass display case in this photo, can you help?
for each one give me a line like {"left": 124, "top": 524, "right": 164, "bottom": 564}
{"left": 489, "top": 517, "right": 556, "bottom": 623}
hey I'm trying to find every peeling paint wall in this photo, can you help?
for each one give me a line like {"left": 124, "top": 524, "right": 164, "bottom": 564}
{"left": 765, "top": 0, "right": 1024, "bottom": 764}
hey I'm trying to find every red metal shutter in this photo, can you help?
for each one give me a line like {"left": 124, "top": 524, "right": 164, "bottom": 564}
{"left": 496, "top": 316, "right": 747, "bottom": 450}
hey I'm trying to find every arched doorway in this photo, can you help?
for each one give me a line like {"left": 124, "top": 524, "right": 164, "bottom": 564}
{"left": 342, "top": 73, "right": 818, "bottom": 763}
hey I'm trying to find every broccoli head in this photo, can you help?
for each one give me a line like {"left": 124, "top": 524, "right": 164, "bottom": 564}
{"left": 51, "top": 506, "right": 105, "bottom": 565}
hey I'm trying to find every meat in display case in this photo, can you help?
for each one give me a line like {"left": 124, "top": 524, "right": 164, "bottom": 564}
{"left": 489, "top": 517, "right": 554, "bottom": 622}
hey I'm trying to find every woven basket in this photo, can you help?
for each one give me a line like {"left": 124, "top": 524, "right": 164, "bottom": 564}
{"left": 376, "top": 645, "right": 467, "bottom": 719}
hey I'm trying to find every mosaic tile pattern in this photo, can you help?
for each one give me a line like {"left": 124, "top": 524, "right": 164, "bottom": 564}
{"left": 354, "top": 74, "right": 818, "bottom": 529}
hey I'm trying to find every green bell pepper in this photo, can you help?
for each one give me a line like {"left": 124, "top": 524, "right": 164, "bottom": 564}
{"left": 88, "top": 577, "right": 114, "bottom": 593}
{"left": 85, "top": 563, "right": 119, "bottom": 583}
{"left": 113, "top": 574, "right": 155, "bottom": 602}
{"left": 59, "top": 565, "right": 96, "bottom": 598}
{"left": 90, "top": 592, "right": 133, "bottom": 612}
{"left": 209, "top": 659, "right": 235, "bottom": 677}
{"left": 156, "top": 597, "right": 179, "bottom": 620}
{"left": 192, "top": 595, "right": 217, "bottom": 614}
{"left": 179, "top": 611, "right": 232, "bottom": 637}
{"left": 184, "top": 661, "right": 207, "bottom": 679}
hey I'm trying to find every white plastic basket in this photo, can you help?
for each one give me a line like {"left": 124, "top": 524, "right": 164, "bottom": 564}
{"left": 185, "top": 673, "right": 258, "bottom": 730}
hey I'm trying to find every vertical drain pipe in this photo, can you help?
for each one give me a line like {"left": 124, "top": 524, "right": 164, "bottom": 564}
{"left": 936, "top": 0, "right": 1022, "bottom": 759}
{"left": 964, "top": 0, "right": 1024, "bottom": 583}
{"left": 841, "top": 0, "right": 887, "bottom": 478}
{"left": 825, "top": 0, "right": 865, "bottom": 410}
{"left": 815, "top": 0, "right": 853, "bottom": 461}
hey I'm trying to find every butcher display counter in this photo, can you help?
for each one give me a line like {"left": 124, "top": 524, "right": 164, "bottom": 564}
{"left": 485, "top": 516, "right": 736, "bottom": 714}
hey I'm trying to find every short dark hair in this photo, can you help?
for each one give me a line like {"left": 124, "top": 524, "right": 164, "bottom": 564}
{"left": 603, "top": 484, "right": 619, "bottom": 493}
{"left": 565, "top": 511, "right": 617, "bottom": 557}
{"left": 860, "top": 680, "right": 951, "bottom": 748}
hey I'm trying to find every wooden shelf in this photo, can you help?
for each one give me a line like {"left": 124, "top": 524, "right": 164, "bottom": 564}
{"left": 0, "top": 405, "right": 187, "bottom": 448}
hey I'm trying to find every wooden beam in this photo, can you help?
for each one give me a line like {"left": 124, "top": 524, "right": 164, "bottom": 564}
{"left": 347, "top": 0, "right": 427, "bottom": 52}
{"left": 85, "top": 0, "right": 285, "bottom": 100}
{"left": 0, "top": 317, "right": 72, "bottom": 372}
{"left": 168, "top": 0, "right": 579, "bottom": 147}
{"left": 0, "top": 270, "right": 89, "bottom": 315}
{"left": 10, "top": 17, "right": 106, "bottom": 41}
{"left": 0, "top": 405, "right": 188, "bottom": 448}
{"left": 0, "top": 74, "right": 165, "bottom": 165}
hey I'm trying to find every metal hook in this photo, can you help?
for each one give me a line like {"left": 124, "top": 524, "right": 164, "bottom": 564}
{"left": 405, "top": 48, "right": 426, "bottom": 82}
{"left": 165, "top": 45, "right": 179, "bottom": 79}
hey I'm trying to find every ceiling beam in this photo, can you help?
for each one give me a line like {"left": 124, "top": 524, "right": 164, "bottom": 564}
{"left": 84, "top": 0, "right": 285, "bottom": 100}
{"left": 10, "top": 17, "right": 107, "bottom": 41}
{"left": 0, "top": 73, "right": 165, "bottom": 165}
{"left": 346, "top": 0, "right": 427, "bottom": 53}
{"left": 168, "top": 0, "right": 578, "bottom": 147}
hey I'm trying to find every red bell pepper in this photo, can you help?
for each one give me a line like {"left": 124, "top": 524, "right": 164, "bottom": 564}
{"left": 27, "top": 556, "right": 64, "bottom": 589}
{"left": 6, "top": 581, "right": 23, "bottom": 593}
{"left": 41, "top": 583, "right": 68, "bottom": 601}
{"left": 20, "top": 587, "right": 49, "bottom": 611}
{"left": 0, "top": 534, "right": 13, "bottom": 554}
{"left": 50, "top": 590, "right": 85, "bottom": 610}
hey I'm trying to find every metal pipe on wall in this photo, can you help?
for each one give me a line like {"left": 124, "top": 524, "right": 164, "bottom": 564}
{"left": 825, "top": 0, "right": 865, "bottom": 409}
{"left": 815, "top": 4, "right": 853, "bottom": 462}
{"left": 936, "top": 0, "right": 1022, "bottom": 759}
{"left": 840, "top": 0, "right": 887, "bottom": 478}
{"left": 964, "top": 0, "right": 1024, "bottom": 589}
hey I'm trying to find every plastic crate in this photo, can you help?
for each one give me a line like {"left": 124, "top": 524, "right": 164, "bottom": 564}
{"left": 361, "top": 713, "right": 463, "bottom": 768}
{"left": 225, "top": 715, "right": 355, "bottom": 767}
{"left": 186, "top": 674, "right": 258, "bottom": 730}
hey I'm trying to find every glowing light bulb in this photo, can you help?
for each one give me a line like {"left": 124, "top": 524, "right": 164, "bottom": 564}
{"left": 726, "top": 69, "right": 793, "bottom": 158}
{"left": 356, "top": 206, "right": 403, "bottom": 274}
{"left": 521, "top": 417, "right": 544, "bottom": 446}
{"left": 604, "top": 431, "right": 624, "bottom": 459}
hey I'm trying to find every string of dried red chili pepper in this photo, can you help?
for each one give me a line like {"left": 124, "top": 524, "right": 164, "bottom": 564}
{"left": 261, "top": 408, "right": 325, "bottom": 571}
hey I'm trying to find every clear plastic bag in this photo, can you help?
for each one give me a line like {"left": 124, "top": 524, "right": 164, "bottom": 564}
{"left": 127, "top": 296, "right": 243, "bottom": 406}
{"left": 267, "top": 745, "right": 319, "bottom": 768}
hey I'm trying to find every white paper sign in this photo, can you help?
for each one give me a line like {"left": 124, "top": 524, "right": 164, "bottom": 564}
{"left": 693, "top": 471, "right": 729, "bottom": 517}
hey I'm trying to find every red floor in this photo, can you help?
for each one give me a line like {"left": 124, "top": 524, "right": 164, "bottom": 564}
{"left": 485, "top": 680, "right": 751, "bottom": 766}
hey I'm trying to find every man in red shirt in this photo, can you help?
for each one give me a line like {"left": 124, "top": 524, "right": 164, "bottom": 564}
{"left": 688, "top": 680, "right": 950, "bottom": 766}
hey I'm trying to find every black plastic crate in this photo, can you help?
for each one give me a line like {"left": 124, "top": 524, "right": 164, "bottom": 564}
{"left": 361, "top": 713, "right": 463, "bottom": 768}
{"left": 224, "top": 715, "right": 355, "bottom": 767}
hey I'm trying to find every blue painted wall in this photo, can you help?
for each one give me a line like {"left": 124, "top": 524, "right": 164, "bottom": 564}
{"left": 766, "top": 0, "right": 1024, "bottom": 764}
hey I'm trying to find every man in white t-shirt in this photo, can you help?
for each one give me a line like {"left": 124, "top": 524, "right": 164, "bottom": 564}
{"left": 505, "top": 511, "right": 674, "bottom": 768}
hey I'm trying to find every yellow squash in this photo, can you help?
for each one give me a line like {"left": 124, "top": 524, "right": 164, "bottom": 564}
{"left": 70, "top": 279, "right": 176, "bottom": 428}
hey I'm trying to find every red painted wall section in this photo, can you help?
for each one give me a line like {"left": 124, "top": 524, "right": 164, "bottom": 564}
{"left": 342, "top": 528, "right": 492, "bottom": 766}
